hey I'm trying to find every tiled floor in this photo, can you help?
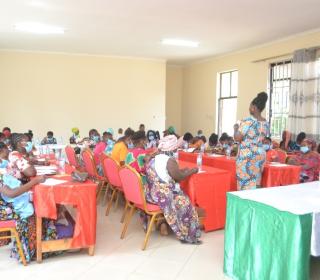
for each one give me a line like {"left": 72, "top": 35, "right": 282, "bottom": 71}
{"left": 1, "top": 203, "right": 320, "bottom": 280}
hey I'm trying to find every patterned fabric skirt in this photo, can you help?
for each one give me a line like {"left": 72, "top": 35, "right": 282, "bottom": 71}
{"left": 236, "top": 150, "right": 266, "bottom": 190}
{"left": 0, "top": 198, "right": 60, "bottom": 263}
{"left": 145, "top": 160, "right": 201, "bottom": 243}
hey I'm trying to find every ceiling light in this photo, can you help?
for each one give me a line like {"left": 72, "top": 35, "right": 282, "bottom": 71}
{"left": 161, "top": 38, "right": 199, "bottom": 48}
{"left": 14, "top": 22, "right": 65, "bottom": 34}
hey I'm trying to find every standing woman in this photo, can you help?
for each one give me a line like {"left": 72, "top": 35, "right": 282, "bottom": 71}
{"left": 234, "top": 92, "right": 270, "bottom": 190}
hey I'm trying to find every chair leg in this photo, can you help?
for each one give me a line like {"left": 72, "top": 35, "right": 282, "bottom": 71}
{"left": 12, "top": 228, "right": 27, "bottom": 266}
{"left": 120, "top": 205, "right": 135, "bottom": 239}
{"left": 96, "top": 181, "right": 102, "bottom": 204}
{"left": 120, "top": 201, "right": 129, "bottom": 223}
{"left": 105, "top": 187, "right": 117, "bottom": 216}
{"left": 102, "top": 183, "right": 110, "bottom": 206}
{"left": 114, "top": 191, "right": 121, "bottom": 211}
{"left": 142, "top": 213, "right": 158, "bottom": 250}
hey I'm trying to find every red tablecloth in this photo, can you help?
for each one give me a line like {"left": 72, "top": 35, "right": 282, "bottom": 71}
{"left": 261, "top": 164, "right": 301, "bottom": 187}
{"left": 178, "top": 151, "right": 237, "bottom": 191}
{"left": 178, "top": 151, "right": 301, "bottom": 189}
{"left": 33, "top": 175, "right": 97, "bottom": 248}
{"left": 179, "top": 161, "right": 231, "bottom": 232}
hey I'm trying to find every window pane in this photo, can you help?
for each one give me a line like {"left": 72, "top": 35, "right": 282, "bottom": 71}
{"left": 221, "top": 72, "right": 230, "bottom": 97}
{"left": 268, "top": 60, "right": 292, "bottom": 139}
{"left": 231, "top": 71, "right": 238, "bottom": 97}
{"left": 219, "top": 98, "right": 237, "bottom": 136}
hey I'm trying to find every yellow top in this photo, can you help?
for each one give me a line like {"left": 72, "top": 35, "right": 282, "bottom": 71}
{"left": 111, "top": 141, "right": 128, "bottom": 164}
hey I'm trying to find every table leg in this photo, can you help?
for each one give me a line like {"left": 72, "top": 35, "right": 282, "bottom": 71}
{"left": 88, "top": 246, "right": 95, "bottom": 256}
{"left": 36, "top": 216, "right": 42, "bottom": 263}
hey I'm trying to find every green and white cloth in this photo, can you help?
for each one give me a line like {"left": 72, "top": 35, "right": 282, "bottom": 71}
{"left": 224, "top": 181, "right": 320, "bottom": 280}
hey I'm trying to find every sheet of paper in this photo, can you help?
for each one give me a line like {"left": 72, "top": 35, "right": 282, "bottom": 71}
{"left": 40, "top": 178, "right": 68, "bottom": 186}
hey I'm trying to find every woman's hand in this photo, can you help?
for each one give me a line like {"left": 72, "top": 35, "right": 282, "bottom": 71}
{"left": 31, "top": 175, "right": 47, "bottom": 185}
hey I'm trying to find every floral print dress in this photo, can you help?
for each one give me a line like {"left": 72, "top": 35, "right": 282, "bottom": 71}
{"left": 236, "top": 116, "right": 270, "bottom": 190}
{"left": 0, "top": 151, "right": 60, "bottom": 263}
{"left": 145, "top": 154, "right": 201, "bottom": 243}
{"left": 125, "top": 148, "right": 147, "bottom": 184}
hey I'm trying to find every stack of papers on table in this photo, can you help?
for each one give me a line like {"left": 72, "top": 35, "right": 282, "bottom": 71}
{"left": 269, "top": 162, "right": 288, "bottom": 167}
{"left": 40, "top": 178, "right": 68, "bottom": 186}
{"left": 208, "top": 153, "right": 224, "bottom": 157}
{"left": 35, "top": 165, "right": 58, "bottom": 175}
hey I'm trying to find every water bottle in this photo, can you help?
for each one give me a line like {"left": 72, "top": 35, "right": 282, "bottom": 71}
{"left": 184, "top": 142, "right": 189, "bottom": 151}
{"left": 200, "top": 144, "right": 205, "bottom": 153}
{"left": 226, "top": 146, "right": 231, "bottom": 159}
{"left": 59, "top": 158, "right": 66, "bottom": 174}
{"left": 197, "top": 153, "right": 202, "bottom": 172}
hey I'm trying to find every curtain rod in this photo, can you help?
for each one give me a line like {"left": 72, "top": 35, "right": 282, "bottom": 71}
{"left": 252, "top": 52, "right": 292, "bottom": 63}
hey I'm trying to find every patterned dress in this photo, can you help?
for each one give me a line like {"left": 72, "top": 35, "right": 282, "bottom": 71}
{"left": 145, "top": 155, "right": 201, "bottom": 243}
{"left": 296, "top": 151, "right": 320, "bottom": 182}
{"left": 125, "top": 148, "right": 147, "bottom": 184}
{"left": 236, "top": 116, "right": 270, "bottom": 190}
{"left": 0, "top": 151, "right": 60, "bottom": 263}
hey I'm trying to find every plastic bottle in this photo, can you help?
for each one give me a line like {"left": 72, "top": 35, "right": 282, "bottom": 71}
{"left": 197, "top": 153, "right": 203, "bottom": 171}
{"left": 226, "top": 146, "right": 231, "bottom": 159}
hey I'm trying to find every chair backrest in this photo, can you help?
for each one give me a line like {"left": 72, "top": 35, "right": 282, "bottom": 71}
{"left": 65, "top": 146, "right": 79, "bottom": 168}
{"left": 82, "top": 149, "right": 98, "bottom": 178}
{"left": 276, "top": 149, "right": 287, "bottom": 164}
{"left": 119, "top": 166, "right": 146, "bottom": 207}
{"left": 100, "top": 153, "right": 122, "bottom": 188}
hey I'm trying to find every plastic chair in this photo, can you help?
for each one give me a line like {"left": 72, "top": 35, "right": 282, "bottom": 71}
{"left": 82, "top": 149, "right": 107, "bottom": 202}
{"left": 276, "top": 149, "right": 287, "bottom": 164}
{"left": 100, "top": 153, "right": 124, "bottom": 216}
{"left": 119, "top": 166, "right": 164, "bottom": 250}
{"left": 0, "top": 220, "right": 27, "bottom": 265}
{"left": 65, "top": 146, "right": 82, "bottom": 170}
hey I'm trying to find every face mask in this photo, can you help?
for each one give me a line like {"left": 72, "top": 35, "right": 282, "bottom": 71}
{"left": 93, "top": 136, "right": 100, "bottom": 143}
{"left": 128, "top": 142, "right": 134, "bottom": 149}
{"left": 300, "top": 146, "right": 309, "bottom": 154}
{"left": 149, "top": 135, "right": 155, "bottom": 141}
{"left": 223, "top": 143, "right": 228, "bottom": 149}
{"left": 0, "top": 159, "right": 9, "bottom": 168}
{"left": 25, "top": 141, "right": 33, "bottom": 153}
{"left": 263, "top": 144, "right": 270, "bottom": 151}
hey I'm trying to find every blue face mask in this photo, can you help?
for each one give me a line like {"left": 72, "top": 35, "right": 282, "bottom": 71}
{"left": 92, "top": 136, "right": 100, "bottom": 143}
{"left": 0, "top": 159, "right": 9, "bottom": 168}
{"left": 149, "top": 135, "right": 155, "bottom": 141}
{"left": 128, "top": 143, "right": 134, "bottom": 149}
{"left": 25, "top": 141, "right": 33, "bottom": 153}
{"left": 300, "top": 146, "right": 309, "bottom": 153}
{"left": 263, "top": 144, "right": 271, "bottom": 151}
{"left": 223, "top": 143, "right": 229, "bottom": 149}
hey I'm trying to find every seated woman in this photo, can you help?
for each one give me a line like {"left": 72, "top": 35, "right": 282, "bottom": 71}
{"left": 264, "top": 137, "right": 279, "bottom": 162}
{"left": 146, "top": 130, "right": 158, "bottom": 149}
{"left": 288, "top": 139, "right": 320, "bottom": 182}
{"left": 189, "top": 136, "right": 205, "bottom": 151}
{"left": 41, "top": 131, "right": 57, "bottom": 145}
{"left": 207, "top": 133, "right": 218, "bottom": 150}
{"left": 104, "top": 130, "right": 115, "bottom": 156}
{"left": 125, "top": 131, "right": 147, "bottom": 183}
{"left": 69, "top": 127, "right": 81, "bottom": 144}
{"left": 111, "top": 128, "right": 134, "bottom": 165}
{"left": 145, "top": 135, "right": 202, "bottom": 244}
{"left": 0, "top": 141, "right": 56, "bottom": 263}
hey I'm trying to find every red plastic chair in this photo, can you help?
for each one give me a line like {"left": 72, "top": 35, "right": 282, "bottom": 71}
{"left": 275, "top": 149, "right": 287, "bottom": 164}
{"left": 0, "top": 220, "right": 27, "bottom": 265}
{"left": 65, "top": 146, "right": 82, "bottom": 170}
{"left": 100, "top": 153, "right": 124, "bottom": 216}
{"left": 119, "top": 166, "right": 164, "bottom": 250}
{"left": 82, "top": 149, "right": 107, "bottom": 202}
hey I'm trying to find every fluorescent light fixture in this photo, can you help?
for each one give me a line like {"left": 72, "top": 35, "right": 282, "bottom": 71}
{"left": 161, "top": 38, "right": 199, "bottom": 48}
{"left": 14, "top": 22, "right": 65, "bottom": 34}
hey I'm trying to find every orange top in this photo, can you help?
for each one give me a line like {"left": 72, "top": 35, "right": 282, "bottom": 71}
{"left": 111, "top": 141, "right": 128, "bottom": 164}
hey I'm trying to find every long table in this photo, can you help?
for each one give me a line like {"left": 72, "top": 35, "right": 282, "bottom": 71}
{"left": 33, "top": 175, "right": 97, "bottom": 262}
{"left": 224, "top": 181, "right": 320, "bottom": 280}
{"left": 179, "top": 160, "right": 231, "bottom": 232}
{"left": 178, "top": 151, "right": 301, "bottom": 190}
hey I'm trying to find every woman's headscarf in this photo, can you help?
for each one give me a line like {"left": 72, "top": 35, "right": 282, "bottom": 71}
{"left": 71, "top": 127, "right": 79, "bottom": 135}
{"left": 158, "top": 135, "right": 183, "bottom": 152}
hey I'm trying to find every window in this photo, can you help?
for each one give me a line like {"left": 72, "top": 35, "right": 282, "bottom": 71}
{"left": 268, "top": 61, "right": 292, "bottom": 139}
{"left": 217, "top": 70, "right": 238, "bottom": 136}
